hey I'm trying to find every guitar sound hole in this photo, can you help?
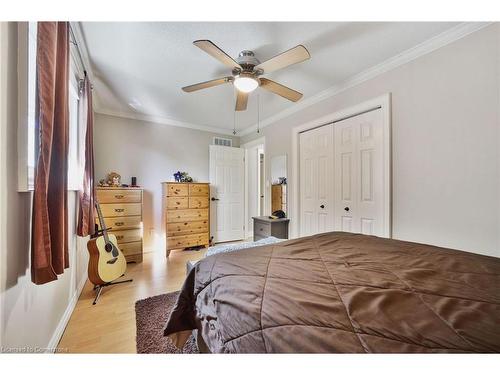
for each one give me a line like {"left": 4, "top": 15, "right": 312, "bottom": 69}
{"left": 105, "top": 242, "right": 113, "bottom": 252}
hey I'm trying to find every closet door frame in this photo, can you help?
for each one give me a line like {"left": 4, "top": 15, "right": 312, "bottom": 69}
{"left": 291, "top": 93, "right": 392, "bottom": 239}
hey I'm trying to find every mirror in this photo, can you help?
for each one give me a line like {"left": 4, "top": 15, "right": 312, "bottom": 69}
{"left": 271, "top": 155, "right": 287, "bottom": 216}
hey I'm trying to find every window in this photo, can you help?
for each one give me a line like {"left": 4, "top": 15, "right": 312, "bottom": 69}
{"left": 67, "top": 76, "right": 82, "bottom": 190}
{"left": 17, "top": 22, "right": 37, "bottom": 191}
{"left": 19, "top": 22, "right": 84, "bottom": 191}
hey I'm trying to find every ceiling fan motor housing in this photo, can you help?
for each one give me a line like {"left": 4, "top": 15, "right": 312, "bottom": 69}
{"left": 236, "top": 50, "right": 261, "bottom": 73}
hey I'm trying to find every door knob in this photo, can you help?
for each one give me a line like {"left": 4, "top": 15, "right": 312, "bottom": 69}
{"left": 344, "top": 207, "right": 350, "bottom": 212}
{"left": 211, "top": 197, "right": 220, "bottom": 201}
{"left": 320, "top": 204, "right": 325, "bottom": 209}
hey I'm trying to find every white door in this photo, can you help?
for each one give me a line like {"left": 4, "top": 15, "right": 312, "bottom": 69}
{"left": 209, "top": 145, "right": 245, "bottom": 243}
{"left": 334, "top": 109, "right": 387, "bottom": 236}
{"left": 299, "top": 125, "right": 334, "bottom": 236}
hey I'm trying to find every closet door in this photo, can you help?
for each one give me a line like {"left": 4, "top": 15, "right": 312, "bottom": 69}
{"left": 299, "top": 125, "right": 334, "bottom": 236}
{"left": 334, "top": 109, "right": 386, "bottom": 236}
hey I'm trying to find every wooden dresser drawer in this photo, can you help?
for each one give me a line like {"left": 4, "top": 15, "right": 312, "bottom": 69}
{"left": 189, "top": 184, "right": 209, "bottom": 196}
{"left": 100, "top": 203, "right": 141, "bottom": 217}
{"left": 167, "top": 233, "right": 209, "bottom": 249}
{"left": 97, "top": 215, "right": 142, "bottom": 230}
{"left": 166, "top": 196, "right": 189, "bottom": 210}
{"left": 166, "top": 220, "right": 208, "bottom": 236}
{"left": 189, "top": 196, "right": 209, "bottom": 209}
{"left": 166, "top": 183, "right": 189, "bottom": 197}
{"left": 166, "top": 208, "right": 208, "bottom": 223}
{"left": 254, "top": 221, "right": 271, "bottom": 237}
{"left": 112, "top": 228, "right": 142, "bottom": 244}
{"left": 96, "top": 189, "right": 142, "bottom": 203}
{"left": 119, "top": 241, "right": 142, "bottom": 256}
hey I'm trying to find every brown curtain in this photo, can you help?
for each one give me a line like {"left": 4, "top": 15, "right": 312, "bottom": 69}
{"left": 77, "top": 75, "right": 95, "bottom": 237}
{"left": 31, "top": 22, "right": 70, "bottom": 285}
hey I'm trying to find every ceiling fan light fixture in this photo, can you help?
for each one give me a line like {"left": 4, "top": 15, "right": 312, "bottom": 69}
{"left": 234, "top": 74, "right": 259, "bottom": 93}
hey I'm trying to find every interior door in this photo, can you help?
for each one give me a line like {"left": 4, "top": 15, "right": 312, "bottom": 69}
{"left": 209, "top": 145, "right": 245, "bottom": 243}
{"left": 299, "top": 125, "right": 334, "bottom": 236}
{"left": 334, "top": 109, "right": 386, "bottom": 236}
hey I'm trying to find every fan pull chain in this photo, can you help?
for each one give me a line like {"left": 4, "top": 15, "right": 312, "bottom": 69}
{"left": 257, "top": 94, "right": 260, "bottom": 134}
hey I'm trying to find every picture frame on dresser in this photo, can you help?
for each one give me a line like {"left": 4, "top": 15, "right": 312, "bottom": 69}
{"left": 162, "top": 182, "right": 210, "bottom": 257}
{"left": 95, "top": 186, "right": 144, "bottom": 263}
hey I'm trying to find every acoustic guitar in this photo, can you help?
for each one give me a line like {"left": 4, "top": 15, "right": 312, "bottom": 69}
{"left": 87, "top": 201, "right": 127, "bottom": 286}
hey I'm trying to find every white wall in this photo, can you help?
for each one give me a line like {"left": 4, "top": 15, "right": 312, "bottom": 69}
{"left": 0, "top": 22, "right": 88, "bottom": 352}
{"left": 93, "top": 113, "right": 239, "bottom": 252}
{"left": 241, "top": 24, "right": 500, "bottom": 257}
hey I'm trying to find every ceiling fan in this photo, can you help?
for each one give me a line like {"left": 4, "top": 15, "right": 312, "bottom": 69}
{"left": 182, "top": 40, "right": 311, "bottom": 111}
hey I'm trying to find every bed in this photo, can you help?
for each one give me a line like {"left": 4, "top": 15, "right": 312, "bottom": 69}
{"left": 164, "top": 232, "right": 500, "bottom": 353}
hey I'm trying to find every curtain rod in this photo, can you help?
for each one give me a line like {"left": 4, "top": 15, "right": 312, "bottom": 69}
{"left": 68, "top": 24, "right": 89, "bottom": 80}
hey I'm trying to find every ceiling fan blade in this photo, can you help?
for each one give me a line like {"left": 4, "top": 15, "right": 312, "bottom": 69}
{"left": 182, "top": 77, "right": 233, "bottom": 92}
{"left": 235, "top": 91, "right": 248, "bottom": 111}
{"left": 255, "top": 45, "right": 310, "bottom": 74}
{"left": 193, "top": 40, "right": 242, "bottom": 70}
{"left": 260, "top": 78, "right": 303, "bottom": 102}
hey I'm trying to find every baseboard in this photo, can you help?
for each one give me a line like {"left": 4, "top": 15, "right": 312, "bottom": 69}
{"left": 46, "top": 274, "right": 88, "bottom": 353}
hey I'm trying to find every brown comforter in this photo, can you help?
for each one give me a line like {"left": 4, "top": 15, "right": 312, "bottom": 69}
{"left": 164, "top": 232, "right": 500, "bottom": 353}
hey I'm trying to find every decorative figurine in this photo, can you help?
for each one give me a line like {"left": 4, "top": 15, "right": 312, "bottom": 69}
{"left": 173, "top": 171, "right": 193, "bottom": 183}
{"left": 173, "top": 171, "right": 182, "bottom": 182}
{"left": 107, "top": 172, "right": 121, "bottom": 187}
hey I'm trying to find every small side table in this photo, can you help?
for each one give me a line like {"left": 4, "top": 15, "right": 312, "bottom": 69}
{"left": 252, "top": 216, "right": 289, "bottom": 241}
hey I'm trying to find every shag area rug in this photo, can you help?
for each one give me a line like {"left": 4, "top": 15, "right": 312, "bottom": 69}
{"left": 135, "top": 291, "right": 199, "bottom": 353}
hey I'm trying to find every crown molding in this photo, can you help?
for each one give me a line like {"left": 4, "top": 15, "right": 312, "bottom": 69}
{"left": 238, "top": 22, "right": 493, "bottom": 137}
{"left": 95, "top": 108, "right": 237, "bottom": 136}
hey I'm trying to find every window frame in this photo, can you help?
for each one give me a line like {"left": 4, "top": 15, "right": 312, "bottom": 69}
{"left": 18, "top": 22, "right": 85, "bottom": 192}
{"left": 17, "top": 22, "right": 37, "bottom": 192}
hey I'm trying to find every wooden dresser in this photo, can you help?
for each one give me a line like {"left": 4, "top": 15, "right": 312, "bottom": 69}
{"left": 95, "top": 187, "right": 143, "bottom": 263}
{"left": 162, "top": 182, "right": 210, "bottom": 257}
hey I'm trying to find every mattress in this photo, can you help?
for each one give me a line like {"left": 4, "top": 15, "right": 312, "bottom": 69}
{"left": 164, "top": 232, "right": 500, "bottom": 353}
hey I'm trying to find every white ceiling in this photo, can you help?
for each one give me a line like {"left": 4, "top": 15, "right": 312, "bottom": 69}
{"left": 80, "top": 22, "right": 459, "bottom": 133}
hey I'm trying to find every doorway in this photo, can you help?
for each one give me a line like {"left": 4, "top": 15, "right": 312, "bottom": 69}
{"left": 209, "top": 145, "right": 245, "bottom": 243}
{"left": 242, "top": 137, "right": 265, "bottom": 239}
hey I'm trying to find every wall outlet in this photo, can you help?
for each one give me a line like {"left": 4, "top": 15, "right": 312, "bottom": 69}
{"left": 149, "top": 228, "right": 155, "bottom": 237}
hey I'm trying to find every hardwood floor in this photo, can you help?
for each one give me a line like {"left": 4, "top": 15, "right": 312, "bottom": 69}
{"left": 57, "top": 248, "right": 206, "bottom": 353}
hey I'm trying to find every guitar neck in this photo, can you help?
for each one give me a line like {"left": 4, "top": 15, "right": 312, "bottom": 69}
{"left": 95, "top": 201, "right": 109, "bottom": 243}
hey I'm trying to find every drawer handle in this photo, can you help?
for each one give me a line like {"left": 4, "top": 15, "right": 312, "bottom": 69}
{"left": 115, "top": 195, "right": 124, "bottom": 199}
{"left": 116, "top": 235, "right": 124, "bottom": 240}
{"left": 176, "top": 201, "right": 181, "bottom": 205}
{"left": 115, "top": 208, "right": 125, "bottom": 212}
{"left": 115, "top": 222, "right": 124, "bottom": 227}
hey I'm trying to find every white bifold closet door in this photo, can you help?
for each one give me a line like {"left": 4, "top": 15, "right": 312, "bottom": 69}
{"left": 299, "top": 108, "right": 388, "bottom": 237}
{"left": 334, "top": 109, "right": 385, "bottom": 236}
{"left": 299, "top": 124, "right": 334, "bottom": 236}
